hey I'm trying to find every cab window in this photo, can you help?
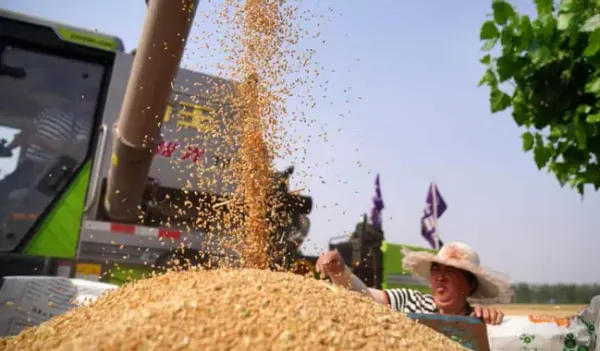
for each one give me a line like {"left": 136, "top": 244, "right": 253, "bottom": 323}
{"left": 0, "top": 44, "right": 104, "bottom": 251}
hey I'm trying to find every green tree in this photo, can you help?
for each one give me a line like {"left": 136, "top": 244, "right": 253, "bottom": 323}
{"left": 512, "top": 282, "right": 533, "bottom": 302}
{"left": 537, "top": 283, "right": 553, "bottom": 303}
{"left": 511, "top": 283, "right": 600, "bottom": 303}
{"left": 478, "top": 0, "right": 600, "bottom": 195}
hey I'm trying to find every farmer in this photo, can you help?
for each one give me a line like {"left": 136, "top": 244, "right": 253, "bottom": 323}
{"left": 316, "top": 242, "right": 510, "bottom": 325}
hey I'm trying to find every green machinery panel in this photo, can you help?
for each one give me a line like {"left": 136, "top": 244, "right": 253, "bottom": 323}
{"left": 381, "top": 241, "right": 437, "bottom": 293}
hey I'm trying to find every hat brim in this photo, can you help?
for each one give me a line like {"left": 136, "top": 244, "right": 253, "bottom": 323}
{"left": 401, "top": 249, "right": 513, "bottom": 303}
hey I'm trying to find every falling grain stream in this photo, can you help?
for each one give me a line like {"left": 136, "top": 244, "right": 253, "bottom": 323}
{"left": 236, "top": 0, "right": 287, "bottom": 269}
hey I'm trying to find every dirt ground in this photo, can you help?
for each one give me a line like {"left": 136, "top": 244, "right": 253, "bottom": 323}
{"left": 490, "top": 304, "right": 586, "bottom": 317}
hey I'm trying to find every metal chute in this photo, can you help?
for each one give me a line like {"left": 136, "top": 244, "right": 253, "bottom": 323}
{"left": 104, "top": 0, "right": 199, "bottom": 222}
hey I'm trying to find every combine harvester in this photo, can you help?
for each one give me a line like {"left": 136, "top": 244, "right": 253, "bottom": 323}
{"left": 0, "top": 4, "right": 315, "bottom": 284}
{"left": 0, "top": 2, "right": 598, "bottom": 350}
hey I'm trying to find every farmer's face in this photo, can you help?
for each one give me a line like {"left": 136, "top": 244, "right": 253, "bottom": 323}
{"left": 429, "top": 263, "right": 471, "bottom": 311}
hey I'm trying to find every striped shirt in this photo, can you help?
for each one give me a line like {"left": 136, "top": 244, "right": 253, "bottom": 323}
{"left": 25, "top": 107, "right": 90, "bottom": 163}
{"left": 384, "top": 288, "right": 474, "bottom": 315}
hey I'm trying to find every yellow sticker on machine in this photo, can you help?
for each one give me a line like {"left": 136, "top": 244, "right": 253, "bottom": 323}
{"left": 56, "top": 27, "right": 118, "bottom": 51}
{"left": 76, "top": 263, "right": 102, "bottom": 276}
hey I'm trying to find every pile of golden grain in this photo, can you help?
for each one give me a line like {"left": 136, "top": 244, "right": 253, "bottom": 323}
{"left": 1, "top": 269, "right": 464, "bottom": 351}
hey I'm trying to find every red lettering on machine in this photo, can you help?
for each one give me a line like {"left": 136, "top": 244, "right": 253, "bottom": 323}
{"left": 155, "top": 141, "right": 204, "bottom": 163}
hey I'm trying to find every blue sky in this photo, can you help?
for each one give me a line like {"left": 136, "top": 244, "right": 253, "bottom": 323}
{"left": 3, "top": 0, "right": 599, "bottom": 284}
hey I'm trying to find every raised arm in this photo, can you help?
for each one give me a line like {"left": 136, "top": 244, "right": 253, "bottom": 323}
{"left": 315, "top": 250, "right": 389, "bottom": 305}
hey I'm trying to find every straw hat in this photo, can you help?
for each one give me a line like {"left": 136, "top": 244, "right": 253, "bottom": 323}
{"left": 401, "top": 242, "right": 513, "bottom": 303}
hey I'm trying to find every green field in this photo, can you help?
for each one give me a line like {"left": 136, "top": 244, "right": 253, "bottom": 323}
{"left": 491, "top": 304, "right": 585, "bottom": 317}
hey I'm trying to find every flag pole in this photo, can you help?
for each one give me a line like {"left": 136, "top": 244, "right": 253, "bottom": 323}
{"left": 431, "top": 177, "right": 440, "bottom": 251}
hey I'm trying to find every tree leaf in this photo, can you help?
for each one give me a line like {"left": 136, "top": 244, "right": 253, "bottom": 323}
{"left": 518, "top": 16, "right": 534, "bottom": 46}
{"left": 533, "top": 144, "right": 551, "bottom": 169}
{"left": 585, "top": 76, "right": 600, "bottom": 94}
{"left": 573, "top": 115, "right": 588, "bottom": 149}
{"left": 490, "top": 88, "right": 511, "bottom": 112}
{"left": 481, "top": 38, "right": 499, "bottom": 51}
{"left": 587, "top": 113, "right": 600, "bottom": 123}
{"left": 511, "top": 91, "right": 531, "bottom": 126}
{"left": 580, "top": 14, "right": 600, "bottom": 32}
{"left": 478, "top": 68, "right": 498, "bottom": 87}
{"left": 576, "top": 104, "right": 592, "bottom": 114}
{"left": 480, "top": 54, "right": 491, "bottom": 64}
{"left": 583, "top": 166, "right": 600, "bottom": 184}
{"left": 500, "top": 26, "right": 517, "bottom": 52}
{"left": 531, "top": 46, "right": 553, "bottom": 65}
{"left": 549, "top": 125, "right": 566, "bottom": 139}
{"left": 480, "top": 21, "right": 500, "bottom": 40}
{"left": 513, "top": 111, "right": 530, "bottom": 126}
{"left": 558, "top": 0, "right": 577, "bottom": 13}
{"left": 563, "top": 144, "right": 586, "bottom": 164}
{"left": 588, "top": 123, "right": 599, "bottom": 137}
{"left": 521, "top": 131, "right": 534, "bottom": 151}
{"left": 584, "top": 29, "right": 600, "bottom": 57}
{"left": 534, "top": 0, "right": 554, "bottom": 15}
{"left": 557, "top": 13, "right": 574, "bottom": 30}
{"left": 576, "top": 182, "right": 584, "bottom": 196}
{"left": 534, "top": 133, "right": 544, "bottom": 146}
{"left": 496, "top": 56, "right": 517, "bottom": 82}
{"left": 492, "top": 0, "right": 516, "bottom": 25}
{"left": 537, "top": 14, "right": 558, "bottom": 41}
{"left": 550, "top": 161, "right": 571, "bottom": 186}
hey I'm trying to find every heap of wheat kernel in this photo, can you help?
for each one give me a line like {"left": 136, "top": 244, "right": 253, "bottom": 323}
{"left": 0, "top": 269, "right": 465, "bottom": 351}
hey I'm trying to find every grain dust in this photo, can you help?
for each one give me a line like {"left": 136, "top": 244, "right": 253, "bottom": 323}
{"left": 0, "top": 269, "right": 466, "bottom": 351}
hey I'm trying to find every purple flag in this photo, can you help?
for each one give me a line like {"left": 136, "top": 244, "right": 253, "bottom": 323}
{"left": 421, "top": 183, "right": 447, "bottom": 249}
{"left": 370, "top": 174, "right": 384, "bottom": 231}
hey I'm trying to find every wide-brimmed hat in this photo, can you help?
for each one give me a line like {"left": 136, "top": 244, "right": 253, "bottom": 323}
{"left": 401, "top": 242, "right": 513, "bottom": 303}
